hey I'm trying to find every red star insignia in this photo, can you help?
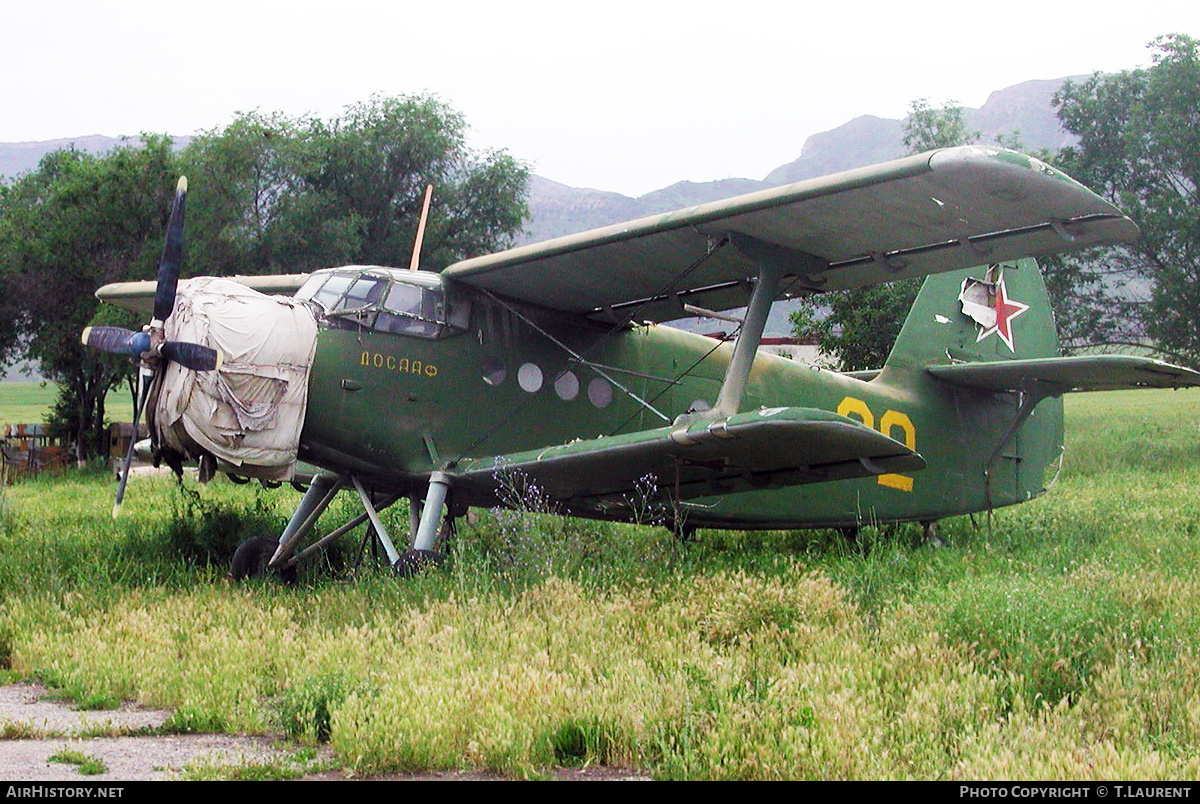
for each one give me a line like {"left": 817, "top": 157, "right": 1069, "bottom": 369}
{"left": 976, "top": 275, "right": 1029, "bottom": 352}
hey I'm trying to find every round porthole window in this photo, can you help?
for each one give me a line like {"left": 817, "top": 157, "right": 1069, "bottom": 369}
{"left": 587, "top": 377, "right": 613, "bottom": 408}
{"left": 518, "top": 362, "right": 544, "bottom": 393}
{"left": 554, "top": 370, "right": 580, "bottom": 400}
{"left": 481, "top": 356, "right": 507, "bottom": 386}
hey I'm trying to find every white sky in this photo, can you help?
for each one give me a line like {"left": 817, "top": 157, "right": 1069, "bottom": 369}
{"left": 3, "top": 0, "right": 1197, "bottom": 196}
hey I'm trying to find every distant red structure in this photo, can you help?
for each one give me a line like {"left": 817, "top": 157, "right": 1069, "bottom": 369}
{"left": 0, "top": 423, "right": 68, "bottom": 482}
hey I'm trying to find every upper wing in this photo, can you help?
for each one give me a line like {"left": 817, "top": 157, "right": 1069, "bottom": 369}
{"left": 96, "top": 274, "right": 310, "bottom": 314}
{"left": 444, "top": 147, "right": 1137, "bottom": 323}
{"left": 927, "top": 355, "right": 1200, "bottom": 394}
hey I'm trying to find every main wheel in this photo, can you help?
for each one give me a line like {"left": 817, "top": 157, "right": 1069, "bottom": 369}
{"left": 230, "top": 536, "right": 280, "bottom": 580}
{"left": 921, "top": 520, "right": 945, "bottom": 548}
{"left": 392, "top": 549, "right": 446, "bottom": 578}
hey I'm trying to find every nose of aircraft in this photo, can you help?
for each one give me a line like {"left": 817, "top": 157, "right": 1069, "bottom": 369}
{"left": 153, "top": 277, "right": 320, "bottom": 483}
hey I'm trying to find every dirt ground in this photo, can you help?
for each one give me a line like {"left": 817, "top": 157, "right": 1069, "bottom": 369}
{"left": 0, "top": 683, "right": 649, "bottom": 781}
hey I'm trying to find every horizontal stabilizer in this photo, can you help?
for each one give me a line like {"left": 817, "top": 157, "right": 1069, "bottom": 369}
{"left": 455, "top": 406, "right": 925, "bottom": 506}
{"left": 927, "top": 355, "right": 1200, "bottom": 394}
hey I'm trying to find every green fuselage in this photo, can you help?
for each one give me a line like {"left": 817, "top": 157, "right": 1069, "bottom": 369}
{"left": 300, "top": 274, "right": 1061, "bottom": 530}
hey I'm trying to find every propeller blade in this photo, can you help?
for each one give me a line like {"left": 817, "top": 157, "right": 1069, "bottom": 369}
{"left": 152, "top": 176, "right": 188, "bottom": 325}
{"left": 113, "top": 368, "right": 153, "bottom": 519}
{"left": 81, "top": 326, "right": 151, "bottom": 358}
{"left": 160, "top": 341, "right": 223, "bottom": 372}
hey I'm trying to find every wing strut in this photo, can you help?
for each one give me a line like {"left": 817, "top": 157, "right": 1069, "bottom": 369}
{"left": 708, "top": 262, "right": 781, "bottom": 420}
{"left": 677, "top": 234, "right": 816, "bottom": 423}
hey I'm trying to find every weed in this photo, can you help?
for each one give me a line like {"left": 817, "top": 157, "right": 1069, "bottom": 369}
{"left": 163, "top": 705, "right": 227, "bottom": 734}
{"left": 278, "top": 672, "right": 373, "bottom": 744}
{"left": 539, "top": 716, "right": 616, "bottom": 765}
{"left": 36, "top": 670, "right": 122, "bottom": 712}
{"left": 180, "top": 759, "right": 306, "bottom": 781}
{"left": 0, "top": 626, "right": 12, "bottom": 671}
{"left": 165, "top": 481, "right": 280, "bottom": 567}
{"left": 49, "top": 747, "right": 107, "bottom": 776}
{"left": 0, "top": 722, "right": 47, "bottom": 740}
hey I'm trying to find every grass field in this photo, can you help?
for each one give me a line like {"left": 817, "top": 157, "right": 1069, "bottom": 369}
{"left": 1, "top": 388, "right": 1199, "bottom": 779}
{"left": 0, "top": 381, "right": 134, "bottom": 429}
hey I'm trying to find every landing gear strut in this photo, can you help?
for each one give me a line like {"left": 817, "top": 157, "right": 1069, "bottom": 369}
{"left": 229, "top": 471, "right": 456, "bottom": 582}
{"left": 921, "top": 520, "right": 945, "bottom": 548}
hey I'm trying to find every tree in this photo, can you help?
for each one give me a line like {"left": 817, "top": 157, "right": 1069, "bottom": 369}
{"left": 182, "top": 94, "right": 530, "bottom": 275}
{"left": 179, "top": 110, "right": 311, "bottom": 275}
{"left": 903, "top": 98, "right": 980, "bottom": 153}
{"left": 0, "top": 139, "right": 177, "bottom": 460}
{"left": 1048, "top": 35, "right": 1200, "bottom": 363}
{"left": 0, "top": 95, "right": 530, "bottom": 462}
{"left": 790, "top": 100, "right": 978, "bottom": 369}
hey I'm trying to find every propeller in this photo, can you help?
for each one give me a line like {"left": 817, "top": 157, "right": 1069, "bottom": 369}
{"left": 81, "top": 326, "right": 222, "bottom": 371}
{"left": 81, "top": 176, "right": 223, "bottom": 517}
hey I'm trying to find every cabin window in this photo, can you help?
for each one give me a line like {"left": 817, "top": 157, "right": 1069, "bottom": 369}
{"left": 518, "top": 363, "right": 544, "bottom": 393}
{"left": 322, "top": 276, "right": 387, "bottom": 331}
{"left": 588, "top": 377, "right": 613, "bottom": 408}
{"left": 481, "top": 356, "right": 507, "bottom": 386}
{"left": 294, "top": 273, "right": 328, "bottom": 302}
{"left": 554, "top": 371, "right": 580, "bottom": 401}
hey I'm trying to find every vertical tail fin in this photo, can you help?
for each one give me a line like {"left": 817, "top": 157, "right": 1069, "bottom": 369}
{"left": 883, "top": 257, "right": 1059, "bottom": 372}
{"left": 879, "top": 257, "right": 1063, "bottom": 510}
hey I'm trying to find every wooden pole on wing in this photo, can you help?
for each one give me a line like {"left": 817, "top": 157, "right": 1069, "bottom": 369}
{"left": 409, "top": 184, "right": 434, "bottom": 272}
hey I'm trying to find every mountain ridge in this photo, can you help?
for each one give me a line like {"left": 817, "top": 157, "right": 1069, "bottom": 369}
{"left": 0, "top": 76, "right": 1082, "bottom": 248}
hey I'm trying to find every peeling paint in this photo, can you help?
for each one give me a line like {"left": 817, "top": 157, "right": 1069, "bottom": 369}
{"left": 959, "top": 266, "right": 999, "bottom": 330}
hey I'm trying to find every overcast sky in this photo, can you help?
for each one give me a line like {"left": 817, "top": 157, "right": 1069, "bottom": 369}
{"left": 3, "top": 1, "right": 1196, "bottom": 196}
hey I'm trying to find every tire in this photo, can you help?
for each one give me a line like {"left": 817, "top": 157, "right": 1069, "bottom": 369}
{"left": 392, "top": 549, "right": 446, "bottom": 578}
{"left": 230, "top": 536, "right": 279, "bottom": 580}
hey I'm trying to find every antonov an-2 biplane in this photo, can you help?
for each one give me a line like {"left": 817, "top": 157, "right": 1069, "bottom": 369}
{"left": 85, "top": 146, "right": 1200, "bottom": 579}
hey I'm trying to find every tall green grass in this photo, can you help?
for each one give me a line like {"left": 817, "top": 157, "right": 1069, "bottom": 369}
{"left": 1, "top": 389, "right": 1199, "bottom": 779}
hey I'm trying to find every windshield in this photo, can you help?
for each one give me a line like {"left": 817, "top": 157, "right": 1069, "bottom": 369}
{"left": 296, "top": 268, "right": 468, "bottom": 339}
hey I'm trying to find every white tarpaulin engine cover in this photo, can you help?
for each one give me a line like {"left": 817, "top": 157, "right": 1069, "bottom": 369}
{"left": 155, "top": 277, "right": 318, "bottom": 480}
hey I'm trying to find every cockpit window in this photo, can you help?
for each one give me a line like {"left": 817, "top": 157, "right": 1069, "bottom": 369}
{"left": 308, "top": 274, "right": 354, "bottom": 310}
{"left": 376, "top": 283, "right": 441, "bottom": 338}
{"left": 298, "top": 268, "right": 469, "bottom": 340}
{"left": 335, "top": 277, "right": 387, "bottom": 311}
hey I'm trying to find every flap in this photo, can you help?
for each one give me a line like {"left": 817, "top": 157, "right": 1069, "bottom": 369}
{"left": 927, "top": 355, "right": 1200, "bottom": 394}
{"left": 444, "top": 147, "right": 1138, "bottom": 323}
{"left": 453, "top": 406, "right": 925, "bottom": 504}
